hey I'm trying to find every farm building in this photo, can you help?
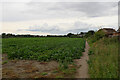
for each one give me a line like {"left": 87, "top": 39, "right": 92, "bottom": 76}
{"left": 117, "top": 27, "right": 120, "bottom": 32}
{"left": 78, "top": 32, "right": 87, "bottom": 37}
{"left": 112, "top": 27, "right": 120, "bottom": 37}
{"left": 112, "top": 32, "right": 120, "bottom": 37}
{"left": 98, "top": 28, "right": 116, "bottom": 37}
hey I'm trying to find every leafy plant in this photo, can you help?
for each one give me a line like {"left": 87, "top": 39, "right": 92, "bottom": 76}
{"left": 2, "top": 61, "right": 8, "bottom": 65}
{"left": 2, "top": 37, "right": 85, "bottom": 69}
{"left": 40, "top": 72, "right": 48, "bottom": 76}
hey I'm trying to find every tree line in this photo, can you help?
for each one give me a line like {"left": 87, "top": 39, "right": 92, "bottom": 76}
{"left": 1, "top": 30, "right": 95, "bottom": 38}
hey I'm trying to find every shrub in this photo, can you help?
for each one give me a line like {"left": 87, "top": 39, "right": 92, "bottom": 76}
{"left": 94, "top": 30, "right": 105, "bottom": 40}
{"left": 88, "top": 30, "right": 106, "bottom": 43}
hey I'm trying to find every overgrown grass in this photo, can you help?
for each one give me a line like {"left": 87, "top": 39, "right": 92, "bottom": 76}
{"left": 88, "top": 37, "right": 118, "bottom": 78}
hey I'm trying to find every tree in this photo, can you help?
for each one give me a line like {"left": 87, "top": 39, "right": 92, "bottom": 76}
{"left": 2, "top": 33, "right": 6, "bottom": 38}
{"left": 80, "top": 32, "right": 84, "bottom": 34}
{"left": 67, "top": 33, "right": 74, "bottom": 37}
{"left": 88, "top": 30, "right": 95, "bottom": 35}
{"left": 85, "top": 30, "right": 95, "bottom": 38}
{"left": 94, "top": 30, "right": 105, "bottom": 40}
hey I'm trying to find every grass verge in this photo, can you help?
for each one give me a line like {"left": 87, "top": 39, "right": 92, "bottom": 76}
{"left": 88, "top": 37, "right": 118, "bottom": 78}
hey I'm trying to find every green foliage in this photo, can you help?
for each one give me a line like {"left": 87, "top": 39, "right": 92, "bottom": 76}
{"left": 56, "top": 75, "right": 64, "bottom": 78}
{"left": 2, "top": 61, "right": 8, "bottom": 65}
{"left": 88, "top": 37, "right": 118, "bottom": 78}
{"left": 52, "top": 70, "right": 58, "bottom": 73}
{"left": 88, "top": 49, "right": 94, "bottom": 55}
{"left": 85, "top": 30, "right": 95, "bottom": 38}
{"left": 2, "top": 37, "right": 85, "bottom": 69}
{"left": 94, "top": 30, "right": 105, "bottom": 40}
{"left": 88, "top": 30, "right": 106, "bottom": 43}
{"left": 67, "top": 33, "right": 74, "bottom": 37}
{"left": 40, "top": 72, "right": 48, "bottom": 76}
{"left": 62, "top": 68, "right": 76, "bottom": 74}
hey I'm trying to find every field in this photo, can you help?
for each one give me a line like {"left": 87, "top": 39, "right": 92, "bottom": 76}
{"left": 2, "top": 37, "right": 85, "bottom": 68}
{"left": 88, "top": 37, "right": 118, "bottom": 78}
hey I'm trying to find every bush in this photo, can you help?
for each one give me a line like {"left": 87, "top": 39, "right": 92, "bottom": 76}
{"left": 88, "top": 49, "right": 94, "bottom": 55}
{"left": 85, "top": 30, "right": 95, "bottom": 38}
{"left": 88, "top": 30, "right": 106, "bottom": 43}
{"left": 94, "top": 30, "right": 105, "bottom": 40}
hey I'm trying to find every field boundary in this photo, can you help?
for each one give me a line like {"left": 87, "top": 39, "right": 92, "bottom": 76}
{"left": 75, "top": 41, "right": 89, "bottom": 78}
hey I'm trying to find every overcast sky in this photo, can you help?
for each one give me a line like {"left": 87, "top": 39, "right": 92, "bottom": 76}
{"left": 0, "top": 0, "right": 119, "bottom": 35}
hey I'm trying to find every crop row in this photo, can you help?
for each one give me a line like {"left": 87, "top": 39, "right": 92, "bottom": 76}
{"left": 2, "top": 37, "right": 85, "bottom": 68}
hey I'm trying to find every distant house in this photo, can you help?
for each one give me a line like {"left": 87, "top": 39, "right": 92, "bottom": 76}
{"left": 112, "top": 27, "right": 120, "bottom": 37}
{"left": 117, "top": 27, "right": 120, "bottom": 32}
{"left": 76, "top": 32, "right": 87, "bottom": 38}
{"left": 98, "top": 28, "right": 116, "bottom": 37}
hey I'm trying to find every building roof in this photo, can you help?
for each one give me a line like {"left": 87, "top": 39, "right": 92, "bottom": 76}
{"left": 117, "top": 27, "right": 120, "bottom": 32}
{"left": 99, "top": 28, "right": 116, "bottom": 32}
{"left": 98, "top": 28, "right": 116, "bottom": 35}
{"left": 102, "top": 28, "right": 116, "bottom": 32}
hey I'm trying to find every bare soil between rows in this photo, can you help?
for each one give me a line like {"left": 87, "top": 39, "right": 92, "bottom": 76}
{"left": 2, "top": 54, "right": 59, "bottom": 78}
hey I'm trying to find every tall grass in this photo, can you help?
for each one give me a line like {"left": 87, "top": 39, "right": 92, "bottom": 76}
{"left": 88, "top": 37, "right": 118, "bottom": 78}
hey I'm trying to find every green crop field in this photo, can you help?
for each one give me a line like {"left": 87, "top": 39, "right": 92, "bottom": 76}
{"left": 2, "top": 37, "right": 85, "bottom": 68}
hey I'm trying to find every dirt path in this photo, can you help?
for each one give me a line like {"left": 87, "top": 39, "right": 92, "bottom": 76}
{"left": 74, "top": 41, "right": 90, "bottom": 78}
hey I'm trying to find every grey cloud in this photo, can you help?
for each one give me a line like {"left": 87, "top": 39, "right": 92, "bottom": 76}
{"left": 70, "top": 21, "right": 96, "bottom": 33}
{"left": 2, "top": 2, "right": 117, "bottom": 22}
{"left": 49, "top": 2, "right": 118, "bottom": 17}
{"left": 17, "top": 21, "right": 96, "bottom": 34}
{"left": 74, "top": 21, "right": 92, "bottom": 28}
{"left": 25, "top": 2, "right": 118, "bottom": 19}
{"left": 20, "top": 23, "right": 61, "bottom": 34}
{"left": 67, "top": 28, "right": 88, "bottom": 33}
{"left": 118, "top": 2, "right": 120, "bottom": 26}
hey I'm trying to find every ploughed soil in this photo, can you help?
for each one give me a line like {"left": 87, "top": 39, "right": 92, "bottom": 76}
{"left": 2, "top": 54, "right": 76, "bottom": 78}
{"left": 2, "top": 54, "right": 59, "bottom": 78}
